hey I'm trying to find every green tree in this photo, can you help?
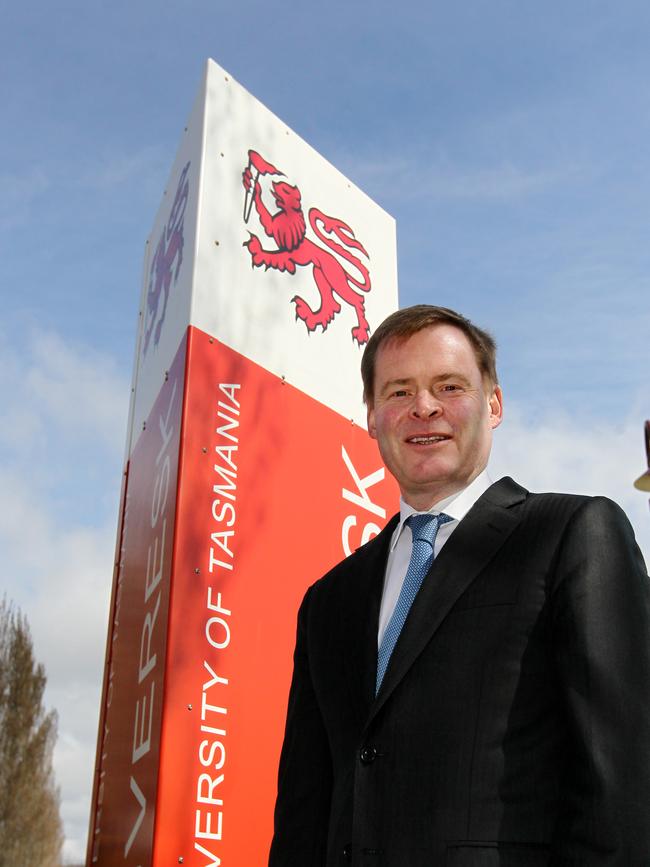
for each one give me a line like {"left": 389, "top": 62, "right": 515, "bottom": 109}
{"left": 0, "top": 598, "right": 63, "bottom": 867}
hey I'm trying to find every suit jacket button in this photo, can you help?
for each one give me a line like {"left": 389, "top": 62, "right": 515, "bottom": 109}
{"left": 359, "top": 745, "right": 377, "bottom": 764}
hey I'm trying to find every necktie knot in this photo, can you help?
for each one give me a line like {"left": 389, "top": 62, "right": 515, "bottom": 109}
{"left": 407, "top": 512, "right": 452, "bottom": 546}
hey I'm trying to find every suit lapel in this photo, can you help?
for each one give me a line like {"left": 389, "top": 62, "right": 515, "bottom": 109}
{"left": 341, "top": 514, "right": 399, "bottom": 728}
{"left": 367, "top": 477, "right": 528, "bottom": 727}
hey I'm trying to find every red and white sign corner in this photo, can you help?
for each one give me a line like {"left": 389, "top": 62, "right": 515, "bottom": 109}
{"left": 87, "top": 56, "right": 400, "bottom": 867}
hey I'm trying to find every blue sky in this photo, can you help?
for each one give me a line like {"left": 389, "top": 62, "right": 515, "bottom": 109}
{"left": 2, "top": 1, "right": 650, "bottom": 861}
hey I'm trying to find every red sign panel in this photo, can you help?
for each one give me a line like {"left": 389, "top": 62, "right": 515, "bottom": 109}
{"left": 88, "top": 339, "right": 186, "bottom": 866}
{"left": 88, "top": 327, "right": 398, "bottom": 866}
{"left": 154, "top": 327, "right": 397, "bottom": 865}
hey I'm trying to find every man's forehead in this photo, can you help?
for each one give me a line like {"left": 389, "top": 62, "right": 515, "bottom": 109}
{"left": 373, "top": 324, "right": 495, "bottom": 390}
{"left": 377, "top": 323, "right": 472, "bottom": 361}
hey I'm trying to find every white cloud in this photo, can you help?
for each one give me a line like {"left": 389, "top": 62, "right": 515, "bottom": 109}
{"left": 78, "top": 145, "right": 169, "bottom": 193}
{"left": 24, "top": 331, "right": 127, "bottom": 452}
{"left": 334, "top": 146, "right": 585, "bottom": 205}
{"left": 378, "top": 156, "right": 568, "bottom": 201}
{"left": 490, "top": 401, "right": 650, "bottom": 562}
{"left": 0, "top": 330, "right": 128, "bottom": 864}
{"left": 0, "top": 167, "right": 50, "bottom": 230}
{"left": 0, "top": 506, "right": 115, "bottom": 864}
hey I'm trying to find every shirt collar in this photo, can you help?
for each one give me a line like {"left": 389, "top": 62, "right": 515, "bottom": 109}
{"left": 390, "top": 468, "right": 493, "bottom": 551}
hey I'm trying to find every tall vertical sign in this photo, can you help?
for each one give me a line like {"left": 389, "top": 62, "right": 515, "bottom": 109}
{"left": 87, "top": 59, "right": 399, "bottom": 866}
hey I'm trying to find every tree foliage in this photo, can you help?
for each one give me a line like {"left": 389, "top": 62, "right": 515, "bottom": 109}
{"left": 0, "top": 597, "right": 63, "bottom": 867}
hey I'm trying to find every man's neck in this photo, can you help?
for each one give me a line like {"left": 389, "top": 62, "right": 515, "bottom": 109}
{"left": 402, "top": 467, "right": 489, "bottom": 513}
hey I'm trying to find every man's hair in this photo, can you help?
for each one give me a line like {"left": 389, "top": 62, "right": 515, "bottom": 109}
{"left": 361, "top": 305, "right": 498, "bottom": 404}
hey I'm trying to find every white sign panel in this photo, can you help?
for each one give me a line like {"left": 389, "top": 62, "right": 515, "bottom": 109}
{"left": 192, "top": 59, "right": 398, "bottom": 424}
{"left": 127, "top": 58, "right": 398, "bottom": 449}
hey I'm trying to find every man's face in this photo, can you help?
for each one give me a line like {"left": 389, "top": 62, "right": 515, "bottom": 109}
{"left": 367, "top": 324, "right": 503, "bottom": 510}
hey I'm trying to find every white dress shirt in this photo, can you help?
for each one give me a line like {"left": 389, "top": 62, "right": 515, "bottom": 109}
{"left": 377, "top": 469, "right": 493, "bottom": 645}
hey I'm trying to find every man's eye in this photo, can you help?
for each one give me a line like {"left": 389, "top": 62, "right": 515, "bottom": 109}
{"left": 441, "top": 384, "right": 460, "bottom": 392}
{"left": 392, "top": 389, "right": 408, "bottom": 398}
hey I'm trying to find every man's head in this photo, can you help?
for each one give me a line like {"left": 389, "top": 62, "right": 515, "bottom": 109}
{"left": 362, "top": 305, "right": 498, "bottom": 404}
{"left": 362, "top": 305, "right": 503, "bottom": 510}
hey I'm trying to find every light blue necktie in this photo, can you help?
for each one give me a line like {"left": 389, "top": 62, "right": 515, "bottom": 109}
{"left": 376, "top": 512, "right": 453, "bottom": 694}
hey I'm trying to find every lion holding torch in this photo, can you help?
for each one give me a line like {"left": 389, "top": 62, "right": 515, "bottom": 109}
{"left": 242, "top": 150, "right": 373, "bottom": 345}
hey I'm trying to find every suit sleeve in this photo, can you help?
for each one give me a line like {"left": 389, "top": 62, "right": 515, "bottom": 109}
{"left": 268, "top": 585, "right": 333, "bottom": 867}
{"left": 550, "top": 496, "right": 650, "bottom": 865}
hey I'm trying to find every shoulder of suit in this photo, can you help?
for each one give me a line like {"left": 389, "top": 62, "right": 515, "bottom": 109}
{"left": 486, "top": 476, "right": 627, "bottom": 526}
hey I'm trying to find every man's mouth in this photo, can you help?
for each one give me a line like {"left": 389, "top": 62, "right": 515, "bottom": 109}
{"left": 406, "top": 434, "right": 450, "bottom": 445}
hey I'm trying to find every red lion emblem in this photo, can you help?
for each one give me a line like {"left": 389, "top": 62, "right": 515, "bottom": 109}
{"left": 242, "top": 150, "right": 372, "bottom": 345}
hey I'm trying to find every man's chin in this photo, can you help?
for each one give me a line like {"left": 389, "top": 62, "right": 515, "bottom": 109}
{"left": 400, "top": 478, "right": 463, "bottom": 510}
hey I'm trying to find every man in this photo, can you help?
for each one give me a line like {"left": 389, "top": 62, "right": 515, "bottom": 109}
{"left": 269, "top": 305, "right": 650, "bottom": 866}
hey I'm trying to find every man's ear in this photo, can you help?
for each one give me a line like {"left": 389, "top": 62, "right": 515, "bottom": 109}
{"left": 488, "top": 385, "right": 503, "bottom": 430}
{"left": 367, "top": 404, "right": 377, "bottom": 439}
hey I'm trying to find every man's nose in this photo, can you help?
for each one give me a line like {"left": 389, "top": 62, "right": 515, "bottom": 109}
{"left": 411, "top": 390, "right": 441, "bottom": 418}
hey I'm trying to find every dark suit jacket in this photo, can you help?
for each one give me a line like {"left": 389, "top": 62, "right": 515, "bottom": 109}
{"left": 269, "top": 478, "right": 650, "bottom": 866}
